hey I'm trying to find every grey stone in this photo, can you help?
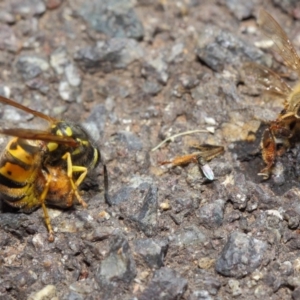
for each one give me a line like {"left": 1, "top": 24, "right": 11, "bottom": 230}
{"left": 95, "top": 235, "right": 136, "bottom": 299}
{"left": 139, "top": 267, "right": 188, "bottom": 300}
{"left": 131, "top": 186, "right": 158, "bottom": 237}
{"left": 193, "top": 270, "right": 221, "bottom": 297}
{"left": 0, "top": 24, "right": 19, "bottom": 52}
{"left": 226, "top": 173, "right": 249, "bottom": 209}
{"left": 224, "top": 0, "right": 254, "bottom": 20}
{"left": 142, "top": 79, "right": 162, "bottom": 96}
{"left": 11, "top": 0, "right": 46, "bottom": 17}
{"left": 116, "top": 130, "right": 143, "bottom": 151}
{"left": 16, "top": 55, "right": 49, "bottom": 80}
{"left": 74, "top": 38, "right": 144, "bottom": 72}
{"left": 170, "top": 225, "right": 207, "bottom": 247}
{"left": 50, "top": 47, "right": 69, "bottom": 75}
{"left": 197, "top": 199, "right": 225, "bottom": 229}
{"left": 142, "top": 53, "right": 169, "bottom": 84}
{"left": 83, "top": 104, "right": 107, "bottom": 142}
{"left": 25, "top": 78, "right": 49, "bottom": 94}
{"left": 80, "top": 0, "right": 144, "bottom": 39}
{"left": 196, "top": 25, "right": 267, "bottom": 72}
{"left": 65, "top": 64, "right": 81, "bottom": 87}
{"left": 215, "top": 231, "right": 268, "bottom": 278}
{"left": 110, "top": 176, "right": 153, "bottom": 205}
{"left": 134, "top": 238, "right": 168, "bottom": 268}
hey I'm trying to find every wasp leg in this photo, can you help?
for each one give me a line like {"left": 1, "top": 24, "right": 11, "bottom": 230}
{"left": 39, "top": 171, "right": 54, "bottom": 242}
{"left": 160, "top": 153, "right": 199, "bottom": 166}
{"left": 259, "top": 128, "right": 276, "bottom": 179}
{"left": 103, "top": 164, "right": 112, "bottom": 206}
{"left": 62, "top": 152, "right": 88, "bottom": 208}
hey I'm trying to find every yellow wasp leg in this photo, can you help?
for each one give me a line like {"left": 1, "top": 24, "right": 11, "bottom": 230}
{"left": 39, "top": 172, "right": 54, "bottom": 242}
{"left": 62, "top": 152, "right": 88, "bottom": 208}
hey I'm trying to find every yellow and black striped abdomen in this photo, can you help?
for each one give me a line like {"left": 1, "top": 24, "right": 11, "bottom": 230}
{"left": 0, "top": 138, "right": 44, "bottom": 211}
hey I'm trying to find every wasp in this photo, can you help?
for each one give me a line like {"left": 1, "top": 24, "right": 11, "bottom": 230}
{"left": 244, "top": 10, "right": 300, "bottom": 179}
{"left": 0, "top": 95, "right": 109, "bottom": 241}
{"left": 161, "top": 144, "right": 224, "bottom": 180}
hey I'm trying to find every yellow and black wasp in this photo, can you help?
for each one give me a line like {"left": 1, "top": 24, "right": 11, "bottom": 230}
{"left": 0, "top": 95, "right": 109, "bottom": 241}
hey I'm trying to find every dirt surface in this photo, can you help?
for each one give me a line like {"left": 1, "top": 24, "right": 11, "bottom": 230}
{"left": 2, "top": 0, "right": 300, "bottom": 299}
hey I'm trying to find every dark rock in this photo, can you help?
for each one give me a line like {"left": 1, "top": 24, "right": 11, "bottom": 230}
{"left": 192, "top": 270, "right": 222, "bottom": 298}
{"left": 226, "top": 173, "right": 249, "bottom": 209}
{"left": 115, "top": 131, "right": 143, "bottom": 151}
{"left": 130, "top": 186, "right": 158, "bottom": 237}
{"left": 95, "top": 235, "right": 136, "bottom": 298}
{"left": 239, "top": 216, "right": 250, "bottom": 233}
{"left": 74, "top": 38, "right": 143, "bottom": 72}
{"left": 139, "top": 267, "right": 188, "bottom": 300}
{"left": 110, "top": 186, "right": 134, "bottom": 205}
{"left": 142, "top": 79, "right": 163, "bottom": 96}
{"left": 283, "top": 232, "right": 300, "bottom": 251}
{"left": 0, "top": 213, "right": 30, "bottom": 240}
{"left": 14, "top": 270, "right": 38, "bottom": 288}
{"left": 292, "top": 287, "right": 300, "bottom": 300}
{"left": 225, "top": 211, "right": 241, "bottom": 223}
{"left": 85, "top": 226, "right": 113, "bottom": 242}
{"left": 25, "top": 77, "right": 49, "bottom": 94}
{"left": 16, "top": 55, "right": 49, "bottom": 80}
{"left": 134, "top": 238, "right": 168, "bottom": 268}
{"left": 248, "top": 181, "right": 279, "bottom": 209}
{"left": 196, "top": 25, "right": 267, "bottom": 72}
{"left": 170, "top": 225, "right": 207, "bottom": 247}
{"left": 80, "top": 0, "right": 144, "bottom": 39}
{"left": 169, "top": 197, "right": 195, "bottom": 225}
{"left": 208, "top": 159, "right": 232, "bottom": 178}
{"left": 283, "top": 209, "right": 300, "bottom": 229}
{"left": 110, "top": 176, "right": 153, "bottom": 205}
{"left": 197, "top": 199, "right": 225, "bottom": 229}
{"left": 215, "top": 231, "right": 268, "bottom": 278}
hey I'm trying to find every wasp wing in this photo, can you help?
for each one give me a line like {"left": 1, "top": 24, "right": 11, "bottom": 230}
{"left": 0, "top": 128, "right": 78, "bottom": 146}
{"left": 258, "top": 9, "right": 300, "bottom": 76}
{"left": 189, "top": 144, "right": 224, "bottom": 161}
{"left": 243, "top": 62, "right": 292, "bottom": 98}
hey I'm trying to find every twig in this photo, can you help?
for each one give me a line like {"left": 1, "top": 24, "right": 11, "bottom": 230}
{"left": 151, "top": 129, "right": 210, "bottom": 152}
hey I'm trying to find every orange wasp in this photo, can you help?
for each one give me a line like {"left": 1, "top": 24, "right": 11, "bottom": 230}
{"left": 245, "top": 10, "right": 300, "bottom": 179}
{"left": 0, "top": 95, "right": 108, "bottom": 241}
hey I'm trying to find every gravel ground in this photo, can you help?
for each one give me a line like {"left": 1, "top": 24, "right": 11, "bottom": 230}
{"left": 1, "top": 0, "right": 300, "bottom": 299}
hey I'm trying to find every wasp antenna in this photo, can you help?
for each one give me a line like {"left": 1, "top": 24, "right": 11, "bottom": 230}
{"left": 0, "top": 95, "right": 57, "bottom": 123}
